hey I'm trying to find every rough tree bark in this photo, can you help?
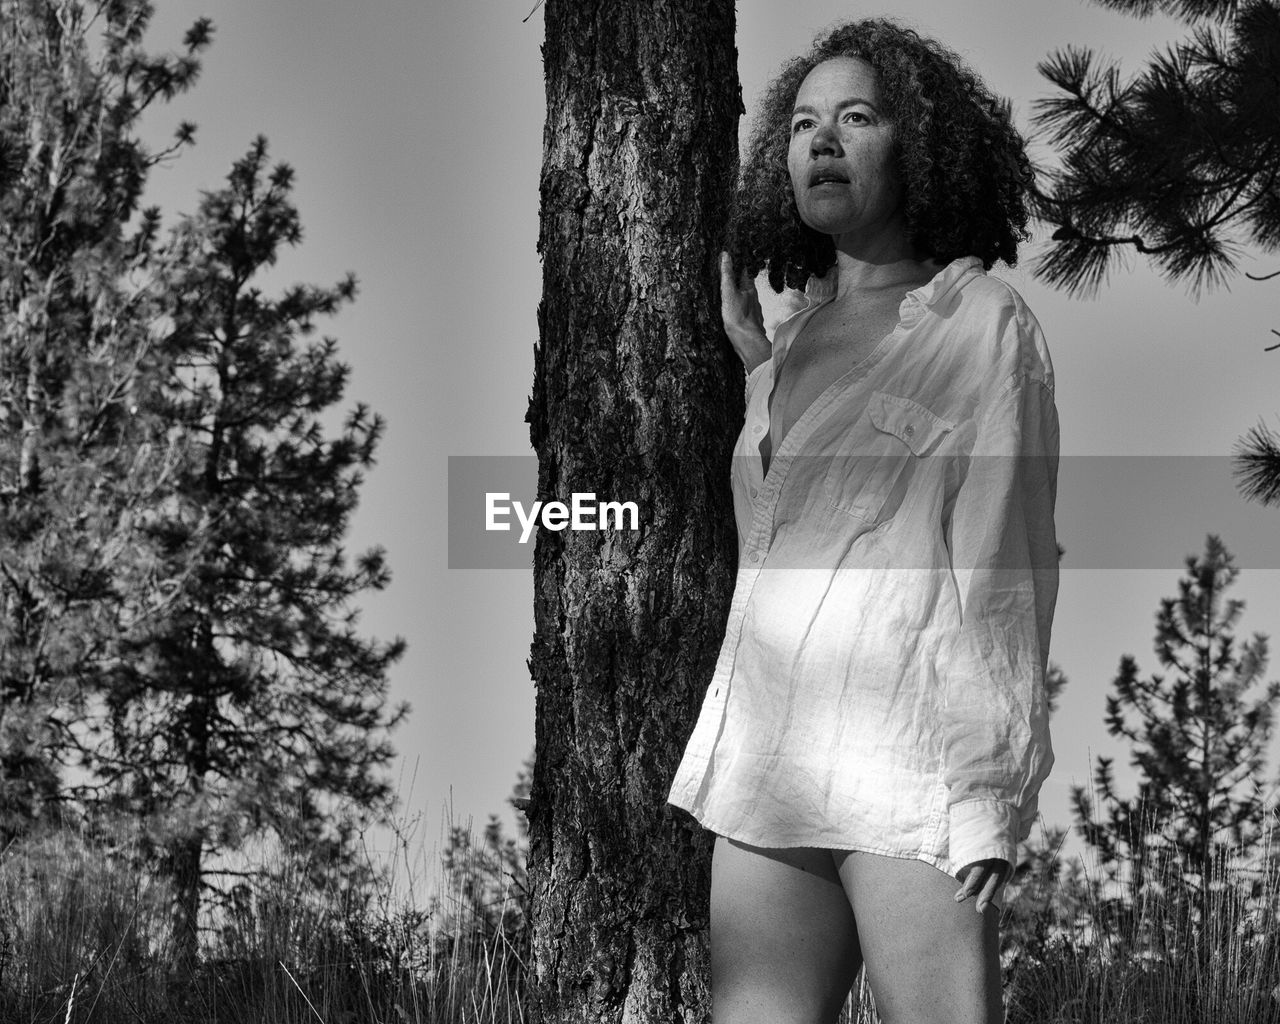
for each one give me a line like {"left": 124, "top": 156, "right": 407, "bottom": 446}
{"left": 526, "top": 2, "right": 740, "bottom": 1022}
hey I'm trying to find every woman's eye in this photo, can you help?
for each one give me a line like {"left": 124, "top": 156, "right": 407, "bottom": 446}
{"left": 791, "top": 119, "right": 815, "bottom": 135}
{"left": 843, "top": 111, "right": 869, "bottom": 125}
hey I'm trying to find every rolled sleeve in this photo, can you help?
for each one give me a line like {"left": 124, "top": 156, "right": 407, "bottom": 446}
{"left": 940, "top": 354, "right": 1060, "bottom": 877}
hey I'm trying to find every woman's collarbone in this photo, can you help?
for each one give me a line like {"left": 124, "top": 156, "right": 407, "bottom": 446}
{"left": 793, "top": 307, "right": 899, "bottom": 377}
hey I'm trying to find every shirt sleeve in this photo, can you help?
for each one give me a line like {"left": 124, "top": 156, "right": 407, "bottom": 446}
{"left": 744, "top": 358, "right": 770, "bottom": 405}
{"left": 939, "top": 321, "right": 1060, "bottom": 878}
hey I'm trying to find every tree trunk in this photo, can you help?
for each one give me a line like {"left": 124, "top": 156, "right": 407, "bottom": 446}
{"left": 527, "top": 2, "right": 740, "bottom": 1022}
{"left": 169, "top": 683, "right": 212, "bottom": 977}
{"left": 168, "top": 831, "right": 203, "bottom": 976}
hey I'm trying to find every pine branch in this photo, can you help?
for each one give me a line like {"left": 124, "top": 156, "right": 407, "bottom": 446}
{"left": 1030, "top": 4, "right": 1279, "bottom": 303}
{"left": 1091, "top": 0, "right": 1243, "bottom": 24}
{"left": 1232, "top": 419, "right": 1280, "bottom": 505}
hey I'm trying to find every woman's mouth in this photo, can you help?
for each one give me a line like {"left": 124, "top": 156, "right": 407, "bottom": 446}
{"left": 809, "top": 168, "right": 850, "bottom": 186}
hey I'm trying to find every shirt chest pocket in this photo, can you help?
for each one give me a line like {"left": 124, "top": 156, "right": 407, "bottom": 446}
{"left": 824, "top": 390, "right": 955, "bottom": 523}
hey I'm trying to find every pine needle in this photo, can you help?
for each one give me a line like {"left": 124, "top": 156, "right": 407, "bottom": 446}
{"left": 63, "top": 973, "right": 78, "bottom": 1024}
{"left": 279, "top": 960, "right": 326, "bottom": 1022}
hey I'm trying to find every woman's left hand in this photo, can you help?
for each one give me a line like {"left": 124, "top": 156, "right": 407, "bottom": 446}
{"left": 954, "top": 858, "right": 1011, "bottom": 914}
{"left": 719, "top": 251, "right": 771, "bottom": 372}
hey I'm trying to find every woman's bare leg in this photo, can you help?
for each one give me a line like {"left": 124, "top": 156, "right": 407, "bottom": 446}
{"left": 834, "top": 852, "right": 1003, "bottom": 1024}
{"left": 711, "top": 837, "right": 862, "bottom": 1024}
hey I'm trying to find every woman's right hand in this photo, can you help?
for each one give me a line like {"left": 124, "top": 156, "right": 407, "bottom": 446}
{"left": 720, "top": 251, "right": 771, "bottom": 373}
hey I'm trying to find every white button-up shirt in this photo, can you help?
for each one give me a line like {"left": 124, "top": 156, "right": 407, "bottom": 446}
{"left": 667, "top": 256, "right": 1059, "bottom": 877}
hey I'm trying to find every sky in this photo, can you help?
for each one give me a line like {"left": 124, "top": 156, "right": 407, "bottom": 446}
{"left": 133, "top": 0, "right": 1280, "bottom": 862}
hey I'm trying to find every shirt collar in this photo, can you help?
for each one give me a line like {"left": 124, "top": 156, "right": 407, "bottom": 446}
{"left": 804, "top": 255, "right": 984, "bottom": 318}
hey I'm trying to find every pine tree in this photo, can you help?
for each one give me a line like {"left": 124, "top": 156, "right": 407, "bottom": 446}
{"left": 528, "top": 1, "right": 739, "bottom": 1020}
{"left": 1073, "top": 535, "right": 1278, "bottom": 939}
{"left": 1, "top": 3, "right": 405, "bottom": 973}
{"left": 0, "top": 0, "right": 210, "bottom": 841}
{"left": 1030, "top": 0, "right": 1280, "bottom": 506}
{"left": 90, "top": 139, "right": 407, "bottom": 969}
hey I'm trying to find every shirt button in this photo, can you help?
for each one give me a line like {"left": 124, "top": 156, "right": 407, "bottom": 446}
{"left": 750, "top": 487, "right": 758, "bottom": 498}
{"left": 903, "top": 424, "right": 915, "bottom": 438}
{"left": 753, "top": 424, "right": 765, "bottom": 435}
{"left": 749, "top": 551, "right": 761, "bottom": 563}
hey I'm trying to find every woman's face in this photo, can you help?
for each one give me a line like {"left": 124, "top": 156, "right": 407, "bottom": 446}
{"left": 787, "top": 57, "right": 904, "bottom": 247}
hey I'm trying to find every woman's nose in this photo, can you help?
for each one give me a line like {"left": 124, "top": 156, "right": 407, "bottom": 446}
{"left": 810, "top": 122, "right": 842, "bottom": 156}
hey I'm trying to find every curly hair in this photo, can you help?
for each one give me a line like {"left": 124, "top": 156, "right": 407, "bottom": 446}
{"left": 731, "top": 19, "right": 1034, "bottom": 292}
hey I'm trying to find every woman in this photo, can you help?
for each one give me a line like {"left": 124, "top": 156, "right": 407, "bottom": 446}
{"left": 667, "top": 19, "right": 1060, "bottom": 1024}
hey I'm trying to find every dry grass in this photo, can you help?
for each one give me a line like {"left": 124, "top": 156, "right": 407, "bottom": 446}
{"left": 2, "top": 810, "right": 1278, "bottom": 1023}
{"left": 0, "top": 810, "right": 527, "bottom": 1024}
{"left": 1002, "top": 830, "right": 1280, "bottom": 1024}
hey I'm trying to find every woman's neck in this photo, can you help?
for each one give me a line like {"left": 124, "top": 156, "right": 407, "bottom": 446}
{"left": 829, "top": 229, "right": 938, "bottom": 301}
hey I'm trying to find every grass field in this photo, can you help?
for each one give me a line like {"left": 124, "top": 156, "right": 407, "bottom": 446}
{"left": 2, "top": 814, "right": 1277, "bottom": 1024}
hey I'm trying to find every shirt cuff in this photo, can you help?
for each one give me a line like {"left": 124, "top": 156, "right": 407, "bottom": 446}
{"left": 948, "top": 799, "right": 1019, "bottom": 879}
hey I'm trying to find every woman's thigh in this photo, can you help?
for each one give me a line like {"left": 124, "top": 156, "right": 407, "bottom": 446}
{"left": 834, "top": 852, "right": 1002, "bottom": 1024}
{"left": 711, "top": 837, "right": 863, "bottom": 1024}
